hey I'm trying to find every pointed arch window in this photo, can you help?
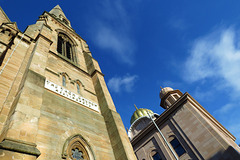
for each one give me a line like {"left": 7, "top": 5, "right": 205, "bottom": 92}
{"left": 74, "top": 80, "right": 84, "bottom": 95}
{"left": 57, "top": 33, "right": 75, "bottom": 62}
{"left": 76, "top": 83, "right": 80, "bottom": 94}
{"left": 62, "top": 135, "right": 95, "bottom": 160}
{"left": 62, "top": 75, "right": 66, "bottom": 87}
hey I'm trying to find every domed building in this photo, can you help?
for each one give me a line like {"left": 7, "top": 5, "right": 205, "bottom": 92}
{"left": 128, "top": 106, "right": 159, "bottom": 140}
{"left": 128, "top": 87, "right": 240, "bottom": 160}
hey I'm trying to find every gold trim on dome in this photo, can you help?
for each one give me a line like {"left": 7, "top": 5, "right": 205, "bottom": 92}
{"left": 130, "top": 108, "right": 154, "bottom": 125}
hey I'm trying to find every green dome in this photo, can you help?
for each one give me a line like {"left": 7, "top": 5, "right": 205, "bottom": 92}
{"left": 130, "top": 108, "right": 154, "bottom": 125}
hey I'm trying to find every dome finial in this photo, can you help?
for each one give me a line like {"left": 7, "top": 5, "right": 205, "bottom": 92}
{"left": 134, "top": 104, "right": 138, "bottom": 110}
{"left": 160, "top": 87, "right": 174, "bottom": 99}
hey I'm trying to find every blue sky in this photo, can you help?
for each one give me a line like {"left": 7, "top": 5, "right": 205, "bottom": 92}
{"left": 2, "top": 1, "right": 240, "bottom": 144}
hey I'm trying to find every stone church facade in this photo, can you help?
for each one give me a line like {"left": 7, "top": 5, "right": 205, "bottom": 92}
{"left": 0, "top": 5, "right": 137, "bottom": 160}
{"left": 128, "top": 87, "right": 240, "bottom": 160}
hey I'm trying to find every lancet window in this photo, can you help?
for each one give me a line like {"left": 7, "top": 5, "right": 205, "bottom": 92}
{"left": 62, "top": 135, "right": 93, "bottom": 160}
{"left": 62, "top": 75, "right": 66, "bottom": 87}
{"left": 77, "top": 83, "right": 80, "bottom": 94}
{"left": 57, "top": 33, "right": 75, "bottom": 62}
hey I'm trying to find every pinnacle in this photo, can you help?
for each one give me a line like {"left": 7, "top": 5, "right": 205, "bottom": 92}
{"left": 49, "top": 4, "right": 67, "bottom": 19}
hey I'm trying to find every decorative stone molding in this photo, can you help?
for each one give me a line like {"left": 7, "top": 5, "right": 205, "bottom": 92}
{"left": 59, "top": 72, "right": 71, "bottom": 80}
{"left": 62, "top": 134, "right": 95, "bottom": 160}
{"left": 55, "top": 29, "right": 77, "bottom": 46}
{"left": 0, "top": 138, "right": 41, "bottom": 157}
{"left": 70, "top": 79, "right": 85, "bottom": 87}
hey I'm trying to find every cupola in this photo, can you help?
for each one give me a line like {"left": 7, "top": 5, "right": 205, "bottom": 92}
{"left": 128, "top": 105, "right": 159, "bottom": 140}
{"left": 160, "top": 87, "right": 183, "bottom": 109}
{"left": 130, "top": 107, "right": 154, "bottom": 125}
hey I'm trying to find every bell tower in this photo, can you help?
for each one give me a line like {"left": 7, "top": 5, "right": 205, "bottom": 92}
{"left": 0, "top": 5, "right": 136, "bottom": 160}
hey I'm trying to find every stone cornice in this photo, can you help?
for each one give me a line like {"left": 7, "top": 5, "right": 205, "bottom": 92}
{"left": 91, "top": 70, "right": 104, "bottom": 77}
{"left": 49, "top": 50, "right": 90, "bottom": 76}
{"left": 1, "top": 23, "right": 32, "bottom": 44}
{"left": 47, "top": 51, "right": 99, "bottom": 96}
{"left": 35, "top": 33, "right": 53, "bottom": 45}
{"left": 131, "top": 92, "right": 236, "bottom": 146}
{"left": 184, "top": 93, "right": 236, "bottom": 141}
{"left": 0, "top": 138, "right": 41, "bottom": 157}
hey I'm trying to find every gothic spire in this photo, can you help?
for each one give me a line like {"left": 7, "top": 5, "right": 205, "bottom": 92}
{"left": 49, "top": 5, "right": 67, "bottom": 20}
{"left": 49, "top": 5, "right": 71, "bottom": 27}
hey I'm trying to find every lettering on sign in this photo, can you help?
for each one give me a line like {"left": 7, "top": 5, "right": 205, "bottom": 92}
{"left": 44, "top": 80, "right": 99, "bottom": 112}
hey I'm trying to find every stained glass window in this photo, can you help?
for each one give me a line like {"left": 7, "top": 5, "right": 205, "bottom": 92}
{"left": 72, "top": 148, "right": 84, "bottom": 160}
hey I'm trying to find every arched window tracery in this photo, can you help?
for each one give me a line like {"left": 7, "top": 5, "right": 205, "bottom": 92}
{"left": 75, "top": 80, "right": 84, "bottom": 95}
{"left": 59, "top": 72, "right": 70, "bottom": 87}
{"left": 57, "top": 33, "right": 75, "bottom": 62}
{"left": 62, "top": 135, "right": 95, "bottom": 160}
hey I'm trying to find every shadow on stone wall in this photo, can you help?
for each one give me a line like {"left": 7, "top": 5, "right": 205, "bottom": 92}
{"left": 209, "top": 146, "right": 240, "bottom": 160}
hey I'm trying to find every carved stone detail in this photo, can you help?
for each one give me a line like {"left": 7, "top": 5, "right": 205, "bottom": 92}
{"left": 62, "top": 135, "right": 95, "bottom": 160}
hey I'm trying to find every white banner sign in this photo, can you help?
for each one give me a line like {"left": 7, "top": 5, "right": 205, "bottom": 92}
{"left": 44, "top": 80, "right": 99, "bottom": 112}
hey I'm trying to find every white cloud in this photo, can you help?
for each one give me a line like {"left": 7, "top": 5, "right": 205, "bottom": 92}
{"left": 94, "top": 24, "right": 135, "bottom": 65}
{"left": 185, "top": 29, "right": 240, "bottom": 144}
{"left": 88, "top": 0, "right": 136, "bottom": 65}
{"left": 214, "top": 103, "right": 236, "bottom": 114}
{"left": 184, "top": 27, "right": 240, "bottom": 91}
{"left": 107, "top": 75, "right": 138, "bottom": 93}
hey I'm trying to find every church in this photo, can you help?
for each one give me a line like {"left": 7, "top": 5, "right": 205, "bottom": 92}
{"left": 0, "top": 5, "right": 136, "bottom": 160}
{"left": 1, "top": 4, "right": 240, "bottom": 160}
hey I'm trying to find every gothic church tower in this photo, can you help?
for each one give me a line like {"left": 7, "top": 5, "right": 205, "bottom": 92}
{"left": 0, "top": 5, "right": 136, "bottom": 160}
